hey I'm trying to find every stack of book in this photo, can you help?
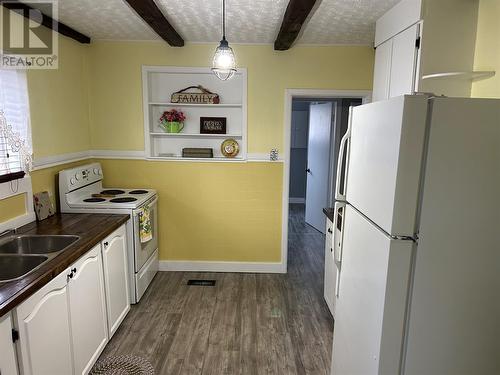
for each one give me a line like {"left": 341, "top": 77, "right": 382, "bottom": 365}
{"left": 182, "top": 148, "right": 214, "bottom": 158}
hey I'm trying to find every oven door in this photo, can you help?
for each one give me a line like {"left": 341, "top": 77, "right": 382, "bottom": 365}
{"left": 132, "top": 196, "right": 158, "bottom": 273}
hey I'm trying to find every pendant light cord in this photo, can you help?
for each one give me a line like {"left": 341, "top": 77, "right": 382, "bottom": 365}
{"left": 222, "top": 0, "right": 226, "bottom": 40}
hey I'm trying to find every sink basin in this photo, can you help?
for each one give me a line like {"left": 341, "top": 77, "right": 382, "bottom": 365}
{"left": 0, "top": 255, "right": 48, "bottom": 282}
{"left": 0, "top": 235, "right": 80, "bottom": 255}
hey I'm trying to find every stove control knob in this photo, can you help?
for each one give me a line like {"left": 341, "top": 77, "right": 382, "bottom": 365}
{"left": 98, "top": 169, "right": 102, "bottom": 176}
{"left": 70, "top": 177, "right": 76, "bottom": 185}
{"left": 75, "top": 173, "right": 80, "bottom": 181}
{"left": 93, "top": 168, "right": 98, "bottom": 175}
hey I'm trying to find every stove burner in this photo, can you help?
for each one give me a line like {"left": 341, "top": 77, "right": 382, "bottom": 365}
{"left": 110, "top": 197, "right": 137, "bottom": 203}
{"left": 129, "top": 190, "right": 148, "bottom": 195}
{"left": 83, "top": 198, "right": 106, "bottom": 203}
{"left": 101, "top": 189, "right": 125, "bottom": 195}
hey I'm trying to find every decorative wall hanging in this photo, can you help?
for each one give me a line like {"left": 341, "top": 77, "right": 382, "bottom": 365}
{"left": 200, "top": 117, "right": 227, "bottom": 134}
{"left": 221, "top": 139, "right": 239, "bottom": 158}
{"left": 171, "top": 85, "right": 220, "bottom": 104}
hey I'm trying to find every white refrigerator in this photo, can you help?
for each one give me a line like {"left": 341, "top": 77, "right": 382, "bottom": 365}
{"left": 330, "top": 95, "right": 500, "bottom": 375}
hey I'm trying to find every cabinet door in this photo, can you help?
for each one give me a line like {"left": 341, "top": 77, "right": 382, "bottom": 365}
{"left": 102, "top": 225, "right": 130, "bottom": 337}
{"left": 389, "top": 24, "right": 420, "bottom": 98}
{"left": 15, "top": 271, "right": 73, "bottom": 375}
{"left": 372, "top": 39, "right": 393, "bottom": 102}
{"left": 0, "top": 313, "right": 18, "bottom": 375}
{"left": 69, "top": 244, "right": 108, "bottom": 375}
{"left": 324, "top": 219, "right": 336, "bottom": 316}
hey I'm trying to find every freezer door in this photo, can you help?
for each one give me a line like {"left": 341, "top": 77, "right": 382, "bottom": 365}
{"left": 345, "top": 95, "right": 428, "bottom": 236}
{"left": 331, "top": 205, "right": 413, "bottom": 375}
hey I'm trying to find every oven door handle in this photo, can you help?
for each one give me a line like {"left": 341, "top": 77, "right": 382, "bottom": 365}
{"left": 133, "top": 196, "right": 158, "bottom": 217}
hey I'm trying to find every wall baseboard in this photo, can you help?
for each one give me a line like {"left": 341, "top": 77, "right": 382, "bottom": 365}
{"left": 159, "top": 260, "right": 286, "bottom": 273}
{"left": 289, "top": 197, "right": 305, "bottom": 204}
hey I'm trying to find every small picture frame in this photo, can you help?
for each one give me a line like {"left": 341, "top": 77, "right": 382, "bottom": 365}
{"left": 200, "top": 117, "right": 227, "bottom": 134}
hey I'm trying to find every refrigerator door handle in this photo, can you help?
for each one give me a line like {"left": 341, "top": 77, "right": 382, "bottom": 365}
{"left": 333, "top": 201, "right": 346, "bottom": 297}
{"left": 334, "top": 107, "right": 353, "bottom": 201}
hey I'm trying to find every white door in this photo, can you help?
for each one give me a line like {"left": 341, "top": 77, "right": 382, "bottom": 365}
{"left": 102, "top": 225, "right": 130, "bottom": 338}
{"left": 389, "top": 24, "right": 420, "bottom": 98}
{"left": 0, "top": 313, "right": 18, "bottom": 375}
{"left": 305, "top": 102, "right": 333, "bottom": 233}
{"left": 15, "top": 271, "right": 73, "bottom": 375}
{"left": 372, "top": 38, "right": 393, "bottom": 102}
{"left": 331, "top": 205, "right": 413, "bottom": 375}
{"left": 69, "top": 244, "right": 108, "bottom": 375}
{"left": 345, "top": 95, "right": 427, "bottom": 236}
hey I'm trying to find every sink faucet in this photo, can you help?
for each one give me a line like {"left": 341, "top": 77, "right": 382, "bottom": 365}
{"left": 0, "top": 229, "right": 16, "bottom": 239}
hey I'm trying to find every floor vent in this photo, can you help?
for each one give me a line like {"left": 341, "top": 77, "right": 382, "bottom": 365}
{"left": 187, "top": 279, "right": 216, "bottom": 286}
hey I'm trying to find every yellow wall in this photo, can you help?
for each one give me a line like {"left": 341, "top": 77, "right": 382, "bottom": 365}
{"left": 471, "top": 0, "right": 500, "bottom": 97}
{"left": 28, "top": 36, "right": 90, "bottom": 158}
{"left": 0, "top": 194, "right": 26, "bottom": 222}
{"left": 3, "top": 35, "right": 375, "bottom": 263}
{"left": 86, "top": 42, "right": 374, "bottom": 262}
{"left": 99, "top": 159, "right": 283, "bottom": 261}
{"left": 88, "top": 42, "right": 374, "bottom": 152}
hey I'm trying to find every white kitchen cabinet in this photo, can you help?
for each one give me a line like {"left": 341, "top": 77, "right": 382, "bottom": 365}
{"left": 15, "top": 270, "right": 73, "bottom": 375}
{"left": 372, "top": 39, "right": 393, "bottom": 102}
{"left": 389, "top": 24, "right": 420, "bottom": 98}
{"left": 373, "top": 0, "right": 483, "bottom": 100}
{"left": 0, "top": 313, "right": 18, "bottom": 375}
{"left": 68, "top": 244, "right": 108, "bottom": 375}
{"left": 324, "top": 218, "right": 336, "bottom": 317}
{"left": 101, "top": 225, "right": 130, "bottom": 338}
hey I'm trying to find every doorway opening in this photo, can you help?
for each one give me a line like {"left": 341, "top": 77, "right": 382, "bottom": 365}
{"left": 281, "top": 89, "right": 372, "bottom": 273}
{"left": 289, "top": 98, "right": 361, "bottom": 234}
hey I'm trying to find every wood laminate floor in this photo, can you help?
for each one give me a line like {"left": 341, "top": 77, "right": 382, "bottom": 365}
{"left": 99, "top": 204, "right": 334, "bottom": 374}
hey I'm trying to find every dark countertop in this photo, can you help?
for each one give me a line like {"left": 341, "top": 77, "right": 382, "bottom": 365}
{"left": 0, "top": 213, "right": 129, "bottom": 317}
{"left": 323, "top": 207, "right": 334, "bottom": 222}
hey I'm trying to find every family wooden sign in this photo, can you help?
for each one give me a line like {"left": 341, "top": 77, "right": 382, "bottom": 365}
{"left": 171, "top": 85, "right": 220, "bottom": 104}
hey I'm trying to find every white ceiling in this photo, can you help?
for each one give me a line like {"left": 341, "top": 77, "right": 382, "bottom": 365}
{"left": 50, "top": 0, "right": 401, "bottom": 45}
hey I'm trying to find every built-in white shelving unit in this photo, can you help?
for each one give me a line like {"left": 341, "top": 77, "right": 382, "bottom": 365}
{"left": 142, "top": 66, "right": 247, "bottom": 161}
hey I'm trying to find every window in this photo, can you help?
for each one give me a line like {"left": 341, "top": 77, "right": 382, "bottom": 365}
{"left": 0, "top": 69, "right": 32, "bottom": 183}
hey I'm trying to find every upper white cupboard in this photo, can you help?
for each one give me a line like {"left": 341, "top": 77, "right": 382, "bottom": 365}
{"left": 372, "top": 0, "right": 492, "bottom": 101}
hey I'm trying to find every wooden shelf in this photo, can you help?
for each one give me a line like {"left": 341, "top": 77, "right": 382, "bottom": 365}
{"left": 148, "top": 102, "right": 242, "bottom": 108}
{"left": 150, "top": 132, "right": 242, "bottom": 138}
{"left": 422, "top": 71, "right": 496, "bottom": 81}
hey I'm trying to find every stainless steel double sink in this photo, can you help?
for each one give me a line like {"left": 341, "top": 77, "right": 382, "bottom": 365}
{"left": 0, "top": 234, "right": 80, "bottom": 283}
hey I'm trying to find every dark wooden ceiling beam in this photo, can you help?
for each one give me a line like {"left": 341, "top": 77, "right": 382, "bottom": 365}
{"left": 274, "top": 0, "right": 317, "bottom": 51}
{"left": 0, "top": 0, "right": 91, "bottom": 44}
{"left": 124, "top": 0, "right": 184, "bottom": 47}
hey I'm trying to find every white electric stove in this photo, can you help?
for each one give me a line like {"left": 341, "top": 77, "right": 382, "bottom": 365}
{"left": 59, "top": 162, "right": 158, "bottom": 303}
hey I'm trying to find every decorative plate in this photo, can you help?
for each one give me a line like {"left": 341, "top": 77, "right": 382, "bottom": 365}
{"left": 221, "top": 139, "right": 239, "bottom": 158}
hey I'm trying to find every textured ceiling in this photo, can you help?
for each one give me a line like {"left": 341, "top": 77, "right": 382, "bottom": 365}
{"left": 43, "top": 0, "right": 401, "bottom": 45}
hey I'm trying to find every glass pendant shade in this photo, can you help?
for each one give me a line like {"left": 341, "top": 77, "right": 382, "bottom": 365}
{"left": 212, "top": 38, "right": 237, "bottom": 81}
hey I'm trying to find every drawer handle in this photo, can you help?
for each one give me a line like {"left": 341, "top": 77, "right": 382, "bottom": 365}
{"left": 103, "top": 241, "right": 109, "bottom": 247}
{"left": 72, "top": 268, "right": 77, "bottom": 273}
{"left": 327, "top": 228, "right": 333, "bottom": 234}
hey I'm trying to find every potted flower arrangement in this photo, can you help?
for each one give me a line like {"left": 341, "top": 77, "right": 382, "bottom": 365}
{"left": 159, "top": 109, "right": 186, "bottom": 133}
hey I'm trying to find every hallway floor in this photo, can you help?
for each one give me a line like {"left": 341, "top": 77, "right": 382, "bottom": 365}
{"left": 98, "top": 203, "right": 333, "bottom": 374}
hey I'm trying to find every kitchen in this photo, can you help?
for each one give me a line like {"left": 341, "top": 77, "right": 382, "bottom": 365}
{"left": 0, "top": 0, "right": 498, "bottom": 374}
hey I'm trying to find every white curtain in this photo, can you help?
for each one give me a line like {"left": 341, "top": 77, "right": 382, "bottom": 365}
{"left": 0, "top": 69, "right": 32, "bottom": 175}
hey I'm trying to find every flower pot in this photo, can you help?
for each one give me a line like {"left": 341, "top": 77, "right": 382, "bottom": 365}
{"left": 161, "top": 121, "right": 184, "bottom": 133}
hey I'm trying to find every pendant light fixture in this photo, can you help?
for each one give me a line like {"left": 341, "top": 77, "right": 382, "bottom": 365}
{"left": 212, "top": 0, "right": 237, "bottom": 81}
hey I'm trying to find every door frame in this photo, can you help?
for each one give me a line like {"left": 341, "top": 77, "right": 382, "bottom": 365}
{"left": 281, "top": 89, "right": 372, "bottom": 273}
